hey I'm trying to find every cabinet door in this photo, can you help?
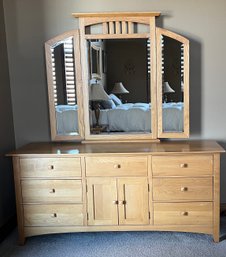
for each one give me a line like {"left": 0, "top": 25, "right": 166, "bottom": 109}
{"left": 87, "top": 178, "right": 118, "bottom": 225}
{"left": 117, "top": 178, "right": 149, "bottom": 225}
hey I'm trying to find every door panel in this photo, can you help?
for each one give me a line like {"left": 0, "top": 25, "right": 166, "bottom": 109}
{"left": 118, "top": 178, "right": 149, "bottom": 225}
{"left": 87, "top": 178, "right": 118, "bottom": 225}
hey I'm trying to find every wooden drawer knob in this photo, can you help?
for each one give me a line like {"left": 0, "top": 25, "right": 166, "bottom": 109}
{"left": 49, "top": 188, "right": 56, "bottom": 193}
{"left": 48, "top": 165, "right": 54, "bottom": 170}
{"left": 51, "top": 213, "right": 57, "bottom": 218}
{"left": 181, "top": 211, "right": 188, "bottom": 216}
{"left": 181, "top": 187, "right": 188, "bottom": 192}
{"left": 180, "top": 163, "right": 188, "bottom": 168}
{"left": 119, "top": 200, "right": 126, "bottom": 205}
{"left": 114, "top": 164, "right": 121, "bottom": 169}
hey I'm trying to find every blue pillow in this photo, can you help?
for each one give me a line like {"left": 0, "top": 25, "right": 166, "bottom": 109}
{"left": 100, "top": 99, "right": 116, "bottom": 109}
{"left": 109, "top": 94, "right": 122, "bottom": 106}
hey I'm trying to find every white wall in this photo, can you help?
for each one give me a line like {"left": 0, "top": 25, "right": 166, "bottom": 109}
{"left": 3, "top": 0, "right": 226, "bottom": 200}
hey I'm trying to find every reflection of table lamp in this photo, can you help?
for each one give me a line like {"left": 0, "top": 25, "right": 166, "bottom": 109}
{"left": 163, "top": 82, "right": 175, "bottom": 102}
{"left": 111, "top": 82, "right": 129, "bottom": 100}
{"left": 89, "top": 84, "right": 110, "bottom": 127}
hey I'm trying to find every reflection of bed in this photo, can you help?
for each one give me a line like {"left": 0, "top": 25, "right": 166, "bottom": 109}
{"left": 55, "top": 103, "right": 184, "bottom": 134}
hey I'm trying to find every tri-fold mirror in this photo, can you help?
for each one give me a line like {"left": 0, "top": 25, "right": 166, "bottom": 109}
{"left": 45, "top": 12, "right": 189, "bottom": 142}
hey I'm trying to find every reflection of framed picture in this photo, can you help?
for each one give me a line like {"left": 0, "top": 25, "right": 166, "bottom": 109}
{"left": 90, "top": 42, "right": 102, "bottom": 80}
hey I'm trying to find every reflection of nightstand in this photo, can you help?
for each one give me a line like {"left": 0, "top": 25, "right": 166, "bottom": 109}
{"left": 90, "top": 125, "right": 109, "bottom": 134}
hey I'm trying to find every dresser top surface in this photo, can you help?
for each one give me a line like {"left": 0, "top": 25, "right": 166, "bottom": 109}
{"left": 8, "top": 140, "right": 225, "bottom": 157}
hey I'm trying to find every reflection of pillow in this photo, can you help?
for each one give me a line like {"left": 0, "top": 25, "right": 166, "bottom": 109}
{"left": 109, "top": 94, "right": 122, "bottom": 105}
{"left": 100, "top": 99, "right": 116, "bottom": 109}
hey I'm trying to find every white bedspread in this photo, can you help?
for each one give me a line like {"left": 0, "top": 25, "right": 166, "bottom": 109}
{"left": 55, "top": 103, "right": 184, "bottom": 134}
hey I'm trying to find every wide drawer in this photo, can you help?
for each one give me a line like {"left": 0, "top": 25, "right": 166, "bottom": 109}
{"left": 153, "top": 177, "right": 213, "bottom": 201}
{"left": 152, "top": 155, "right": 213, "bottom": 176}
{"left": 86, "top": 156, "right": 147, "bottom": 176}
{"left": 24, "top": 204, "right": 83, "bottom": 226}
{"left": 20, "top": 158, "right": 81, "bottom": 178}
{"left": 154, "top": 202, "right": 212, "bottom": 225}
{"left": 21, "top": 180, "right": 82, "bottom": 203}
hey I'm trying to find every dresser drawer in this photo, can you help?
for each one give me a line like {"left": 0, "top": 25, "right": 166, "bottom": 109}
{"left": 86, "top": 156, "right": 147, "bottom": 176}
{"left": 21, "top": 180, "right": 82, "bottom": 203}
{"left": 20, "top": 158, "right": 81, "bottom": 178}
{"left": 153, "top": 177, "right": 213, "bottom": 201}
{"left": 24, "top": 204, "right": 83, "bottom": 226}
{"left": 154, "top": 202, "right": 212, "bottom": 225}
{"left": 152, "top": 155, "right": 213, "bottom": 176}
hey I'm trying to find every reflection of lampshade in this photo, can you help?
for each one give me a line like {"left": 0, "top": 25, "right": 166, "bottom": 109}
{"left": 163, "top": 82, "right": 175, "bottom": 93}
{"left": 111, "top": 82, "right": 129, "bottom": 94}
{"left": 89, "top": 84, "right": 110, "bottom": 101}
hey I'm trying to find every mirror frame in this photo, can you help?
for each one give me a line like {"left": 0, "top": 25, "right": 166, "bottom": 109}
{"left": 45, "top": 30, "right": 84, "bottom": 141}
{"left": 156, "top": 27, "right": 190, "bottom": 138}
{"left": 79, "top": 16, "right": 158, "bottom": 142}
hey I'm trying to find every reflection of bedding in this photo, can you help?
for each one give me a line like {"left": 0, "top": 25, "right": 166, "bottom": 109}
{"left": 56, "top": 105, "right": 78, "bottom": 134}
{"left": 55, "top": 103, "right": 184, "bottom": 134}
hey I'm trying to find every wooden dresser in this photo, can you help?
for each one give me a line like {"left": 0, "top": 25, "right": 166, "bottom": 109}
{"left": 8, "top": 140, "right": 224, "bottom": 244}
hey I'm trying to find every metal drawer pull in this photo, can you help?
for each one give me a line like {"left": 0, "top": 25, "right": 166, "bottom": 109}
{"left": 119, "top": 200, "right": 126, "bottom": 205}
{"left": 180, "top": 163, "right": 188, "bottom": 168}
{"left": 114, "top": 164, "right": 121, "bottom": 169}
{"left": 49, "top": 188, "right": 56, "bottom": 193}
{"left": 51, "top": 213, "right": 57, "bottom": 218}
{"left": 181, "top": 211, "right": 188, "bottom": 216}
{"left": 181, "top": 187, "right": 188, "bottom": 192}
{"left": 113, "top": 200, "right": 119, "bottom": 205}
{"left": 48, "top": 165, "right": 54, "bottom": 170}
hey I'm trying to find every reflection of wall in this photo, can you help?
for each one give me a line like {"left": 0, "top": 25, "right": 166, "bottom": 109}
{"left": 0, "top": 0, "right": 16, "bottom": 237}
{"left": 105, "top": 39, "right": 148, "bottom": 103}
{"left": 164, "top": 37, "right": 182, "bottom": 102}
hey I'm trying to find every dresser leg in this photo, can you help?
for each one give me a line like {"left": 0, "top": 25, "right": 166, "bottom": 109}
{"left": 213, "top": 233, "right": 219, "bottom": 243}
{"left": 18, "top": 234, "right": 25, "bottom": 246}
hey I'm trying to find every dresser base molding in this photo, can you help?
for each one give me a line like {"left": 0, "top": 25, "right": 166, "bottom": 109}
{"left": 24, "top": 225, "right": 213, "bottom": 238}
{"left": 8, "top": 141, "right": 224, "bottom": 245}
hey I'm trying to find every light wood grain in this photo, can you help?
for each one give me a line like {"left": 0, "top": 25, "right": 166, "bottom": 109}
{"left": 86, "top": 177, "right": 118, "bottom": 225}
{"left": 21, "top": 180, "right": 82, "bottom": 203}
{"left": 20, "top": 158, "right": 81, "bottom": 178}
{"left": 24, "top": 224, "right": 212, "bottom": 238}
{"left": 12, "top": 157, "right": 25, "bottom": 245}
{"left": 154, "top": 202, "right": 213, "bottom": 225}
{"left": 153, "top": 177, "right": 213, "bottom": 201}
{"left": 156, "top": 27, "right": 189, "bottom": 139}
{"left": 45, "top": 30, "right": 84, "bottom": 141}
{"left": 85, "top": 156, "right": 148, "bottom": 176}
{"left": 118, "top": 178, "right": 149, "bottom": 225}
{"left": 213, "top": 154, "right": 220, "bottom": 242}
{"left": 72, "top": 12, "right": 161, "bottom": 18}
{"left": 152, "top": 155, "right": 213, "bottom": 176}
{"left": 24, "top": 204, "right": 83, "bottom": 226}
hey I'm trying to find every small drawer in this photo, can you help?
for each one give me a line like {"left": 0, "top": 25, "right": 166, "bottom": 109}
{"left": 152, "top": 155, "right": 213, "bottom": 176}
{"left": 21, "top": 180, "right": 82, "bottom": 203}
{"left": 154, "top": 202, "right": 212, "bottom": 225}
{"left": 24, "top": 204, "right": 83, "bottom": 226}
{"left": 153, "top": 177, "right": 213, "bottom": 201}
{"left": 20, "top": 158, "right": 81, "bottom": 178}
{"left": 86, "top": 156, "right": 147, "bottom": 176}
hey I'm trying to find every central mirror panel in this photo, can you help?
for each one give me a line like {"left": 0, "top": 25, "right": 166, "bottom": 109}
{"left": 86, "top": 38, "right": 151, "bottom": 135}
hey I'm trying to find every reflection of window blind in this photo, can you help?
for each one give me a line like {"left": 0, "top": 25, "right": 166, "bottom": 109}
{"left": 64, "top": 38, "right": 76, "bottom": 105}
{"left": 51, "top": 37, "right": 76, "bottom": 106}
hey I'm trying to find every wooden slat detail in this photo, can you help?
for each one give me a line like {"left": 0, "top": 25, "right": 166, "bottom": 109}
{"left": 73, "top": 12, "right": 161, "bottom": 18}
{"left": 128, "top": 22, "right": 134, "bottom": 34}
{"left": 109, "top": 21, "right": 114, "bottom": 34}
{"left": 122, "top": 21, "right": 127, "bottom": 34}
{"left": 84, "top": 33, "right": 150, "bottom": 40}
{"left": 102, "top": 22, "right": 108, "bottom": 34}
{"left": 115, "top": 21, "right": 121, "bottom": 34}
